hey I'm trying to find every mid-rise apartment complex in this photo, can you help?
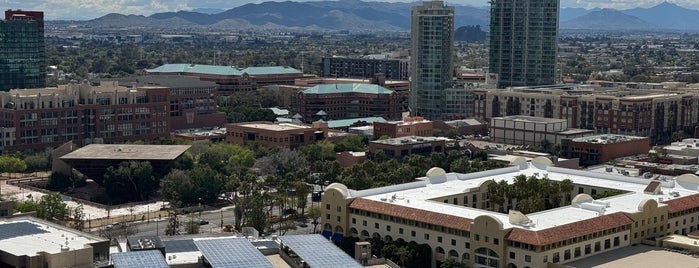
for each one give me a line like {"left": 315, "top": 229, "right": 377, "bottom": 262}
{"left": 0, "top": 10, "right": 46, "bottom": 91}
{"left": 489, "top": 0, "right": 559, "bottom": 88}
{"left": 474, "top": 88, "right": 699, "bottom": 144}
{"left": 321, "top": 57, "right": 409, "bottom": 80}
{"left": 410, "top": 1, "right": 455, "bottom": 120}
{"left": 322, "top": 161, "right": 699, "bottom": 267}
{"left": 291, "top": 84, "right": 402, "bottom": 122}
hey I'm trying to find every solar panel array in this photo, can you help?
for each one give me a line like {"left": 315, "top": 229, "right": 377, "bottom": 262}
{"left": 280, "top": 234, "right": 364, "bottom": 268}
{"left": 163, "top": 239, "right": 198, "bottom": 253}
{"left": 0, "top": 222, "right": 48, "bottom": 240}
{"left": 111, "top": 250, "right": 168, "bottom": 268}
{"left": 194, "top": 238, "right": 274, "bottom": 268}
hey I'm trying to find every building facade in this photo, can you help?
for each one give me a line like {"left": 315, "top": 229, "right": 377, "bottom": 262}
{"left": 145, "top": 64, "right": 307, "bottom": 95}
{"left": 226, "top": 121, "right": 334, "bottom": 149}
{"left": 368, "top": 136, "right": 449, "bottom": 159}
{"left": 565, "top": 134, "right": 651, "bottom": 166}
{"left": 410, "top": 1, "right": 455, "bottom": 120}
{"left": 490, "top": 115, "right": 594, "bottom": 147}
{"left": 0, "top": 10, "right": 46, "bottom": 91}
{"left": 321, "top": 57, "right": 409, "bottom": 80}
{"left": 373, "top": 117, "right": 433, "bottom": 138}
{"left": 291, "top": 84, "right": 402, "bottom": 122}
{"left": 474, "top": 89, "right": 699, "bottom": 144}
{"left": 322, "top": 161, "right": 699, "bottom": 268}
{"left": 489, "top": 0, "right": 559, "bottom": 88}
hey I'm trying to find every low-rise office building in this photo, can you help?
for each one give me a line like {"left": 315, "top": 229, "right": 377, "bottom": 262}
{"left": 0, "top": 217, "right": 109, "bottom": 268}
{"left": 291, "top": 83, "right": 402, "bottom": 122}
{"left": 226, "top": 121, "right": 338, "bottom": 149}
{"left": 368, "top": 136, "right": 450, "bottom": 159}
{"left": 322, "top": 160, "right": 699, "bottom": 268}
{"left": 565, "top": 134, "right": 651, "bottom": 166}
{"left": 373, "top": 117, "right": 433, "bottom": 138}
{"left": 490, "top": 115, "right": 594, "bottom": 146}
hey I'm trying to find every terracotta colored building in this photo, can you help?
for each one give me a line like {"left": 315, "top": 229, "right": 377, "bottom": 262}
{"left": 226, "top": 121, "right": 336, "bottom": 149}
{"left": 292, "top": 83, "right": 402, "bottom": 122}
{"left": 368, "top": 136, "right": 449, "bottom": 159}
{"left": 565, "top": 134, "right": 651, "bottom": 166}
{"left": 373, "top": 117, "right": 433, "bottom": 138}
{"left": 145, "top": 64, "right": 309, "bottom": 95}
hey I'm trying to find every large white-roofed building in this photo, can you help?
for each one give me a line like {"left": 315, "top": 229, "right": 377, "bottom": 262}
{"left": 321, "top": 159, "right": 699, "bottom": 267}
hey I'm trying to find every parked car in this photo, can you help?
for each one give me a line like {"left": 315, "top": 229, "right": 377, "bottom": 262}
{"left": 199, "top": 220, "right": 209, "bottom": 225}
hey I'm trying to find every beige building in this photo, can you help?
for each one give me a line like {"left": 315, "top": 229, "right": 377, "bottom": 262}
{"left": 0, "top": 217, "right": 109, "bottom": 268}
{"left": 373, "top": 117, "right": 433, "bottom": 138}
{"left": 490, "top": 115, "right": 594, "bottom": 146}
{"left": 321, "top": 159, "right": 699, "bottom": 268}
{"left": 226, "top": 121, "right": 339, "bottom": 149}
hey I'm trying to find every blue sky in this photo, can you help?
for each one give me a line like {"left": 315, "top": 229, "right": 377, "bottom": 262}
{"left": 2, "top": 0, "right": 698, "bottom": 20}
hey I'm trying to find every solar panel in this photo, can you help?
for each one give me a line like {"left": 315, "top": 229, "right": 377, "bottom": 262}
{"left": 194, "top": 238, "right": 274, "bottom": 268}
{"left": 0, "top": 222, "right": 48, "bottom": 240}
{"left": 163, "top": 239, "right": 198, "bottom": 253}
{"left": 111, "top": 250, "right": 168, "bottom": 268}
{"left": 279, "top": 234, "right": 363, "bottom": 268}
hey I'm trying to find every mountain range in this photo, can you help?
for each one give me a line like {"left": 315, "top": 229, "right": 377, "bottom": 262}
{"left": 82, "top": 1, "right": 699, "bottom": 32}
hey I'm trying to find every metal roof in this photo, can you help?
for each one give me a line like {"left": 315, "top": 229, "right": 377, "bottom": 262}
{"left": 279, "top": 235, "right": 363, "bottom": 268}
{"left": 241, "top": 66, "right": 302, "bottom": 75}
{"left": 194, "top": 238, "right": 274, "bottom": 268}
{"left": 112, "top": 250, "right": 168, "bottom": 268}
{"left": 303, "top": 83, "right": 394, "bottom": 95}
{"left": 147, "top": 64, "right": 302, "bottom": 76}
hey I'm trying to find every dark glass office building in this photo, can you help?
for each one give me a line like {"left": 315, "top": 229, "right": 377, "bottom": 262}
{"left": 0, "top": 10, "right": 46, "bottom": 91}
{"left": 489, "top": 0, "right": 559, "bottom": 88}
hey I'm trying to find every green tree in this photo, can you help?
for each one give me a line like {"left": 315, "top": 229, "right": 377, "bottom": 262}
{"left": 441, "top": 258, "right": 468, "bottom": 268}
{"left": 335, "top": 135, "right": 366, "bottom": 152}
{"left": 37, "top": 193, "right": 69, "bottom": 221}
{"left": 0, "top": 155, "right": 27, "bottom": 178}
{"left": 308, "top": 206, "right": 321, "bottom": 233}
{"left": 103, "top": 161, "right": 158, "bottom": 202}
{"left": 46, "top": 172, "right": 74, "bottom": 191}
{"left": 70, "top": 204, "right": 85, "bottom": 231}
{"left": 24, "top": 153, "right": 50, "bottom": 174}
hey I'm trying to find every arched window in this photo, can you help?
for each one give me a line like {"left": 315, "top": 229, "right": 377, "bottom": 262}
{"left": 474, "top": 247, "right": 500, "bottom": 268}
{"left": 449, "top": 250, "right": 459, "bottom": 258}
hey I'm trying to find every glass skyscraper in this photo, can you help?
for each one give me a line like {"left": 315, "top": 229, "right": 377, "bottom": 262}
{"left": 0, "top": 10, "right": 46, "bottom": 91}
{"left": 410, "top": 1, "right": 454, "bottom": 120}
{"left": 489, "top": 0, "right": 559, "bottom": 88}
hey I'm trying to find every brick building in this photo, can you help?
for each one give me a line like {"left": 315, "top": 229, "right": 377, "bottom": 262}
{"left": 291, "top": 84, "right": 402, "bottom": 122}
{"left": 145, "top": 64, "right": 308, "bottom": 95}
{"left": 373, "top": 117, "right": 433, "bottom": 138}
{"left": 226, "top": 121, "right": 337, "bottom": 149}
{"left": 368, "top": 136, "right": 449, "bottom": 159}
{"left": 565, "top": 134, "right": 651, "bottom": 166}
{"left": 474, "top": 87, "right": 699, "bottom": 144}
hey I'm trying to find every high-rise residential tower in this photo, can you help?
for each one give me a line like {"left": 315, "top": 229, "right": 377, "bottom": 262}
{"left": 410, "top": 1, "right": 454, "bottom": 120}
{"left": 489, "top": 0, "right": 559, "bottom": 88}
{"left": 0, "top": 10, "right": 46, "bottom": 91}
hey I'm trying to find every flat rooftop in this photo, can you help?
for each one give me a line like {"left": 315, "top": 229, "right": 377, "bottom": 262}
{"left": 571, "top": 134, "right": 648, "bottom": 144}
{"left": 492, "top": 115, "right": 567, "bottom": 123}
{"left": 565, "top": 244, "right": 698, "bottom": 268}
{"left": 236, "top": 122, "right": 311, "bottom": 131}
{"left": 0, "top": 217, "right": 106, "bottom": 257}
{"left": 61, "top": 144, "right": 191, "bottom": 160}
{"left": 348, "top": 162, "right": 699, "bottom": 232}
{"left": 370, "top": 136, "right": 450, "bottom": 146}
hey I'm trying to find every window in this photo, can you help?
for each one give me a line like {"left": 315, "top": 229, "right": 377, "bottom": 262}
{"left": 585, "top": 244, "right": 591, "bottom": 254}
{"left": 525, "top": 255, "right": 531, "bottom": 262}
{"left": 509, "top": 252, "right": 515, "bottom": 259}
{"left": 574, "top": 247, "right": 581, "bottom": 257}
{"left": 564, "top": 250, "right": 571, "bottom": 260}
{"left": 438, "top": 236, "right": 443, "bottom": 243}
{"left": 543, "top": 256, "right": 548, "bottom": 263}
{"left": 386, "top": 226, "right": 391, "bottom": 232}
{"left": 424, "top": 234, "right": 430, "bottom": 240}
{"left": 337, "top": 206, "right": 342, "bottom": 212}
{"left": 363, "top": 220, "right": 367, "bottom": 227}
{"left": 604, "top": 239, "right": 611, "bottom": 249}
{"left": 614, "top": 237, "right": 620, "bottom": 246}
{"left": 399, "top": 228, "right": 404, "bottom": 234}
{"left": 475, "top": 234, "right": 480, "bottom": 241}
{"left": 337, "top": 216, "right": 341, "bottom": 222}
{"left": 411, "top": 231, "right": 416, "bottom": 237}
{"left": 465, "top": 242, "right": 470, "bottom": 249}
{"left": 595, "top": 242, "right": 601, "bottom": 252}
{"left": 326, "top": 214, "right": 330, "bottom": 220}
{"left": 553, "top": 252, "right": 559, "bottom": 263}
{"left": 375, "top": 223, "right": 379, "bottom": 229}
{"left": 326, "top": 204, "right": 330, "bottom": 210}
{"left": 352, "top": 218, "right": 356, "bottom": 224}
{"left": 451, "top": 239, "right": 456, "bottom": 246}
{"left": 494, "top": 238, "right": 499, "bottom": 245}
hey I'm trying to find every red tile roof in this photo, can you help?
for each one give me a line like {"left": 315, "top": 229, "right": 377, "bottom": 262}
{"left": 348, "top": 198, "right": 473, "bottom": 231}
{"left": 663, "top": 193, "right": 699, "bottom": 213}
{"left": 506, "top": 212, "right": 634, "bottom": 246}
